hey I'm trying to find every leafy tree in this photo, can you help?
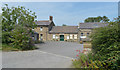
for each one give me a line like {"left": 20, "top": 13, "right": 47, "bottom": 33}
{"left": 2, "top": 4, "right": 37, "bottom": 50}
{"left": 84, "top": 16, "right": 110, "bottom": 23}
{"left": 2, "top": 4, "right": 37, "bottom": 43}
{"left": 102, "top": 16, "right": 110, "bottom": 22}
{"left": 62, "top": 24, "right": 67, "bottom": 26}
{"left": 10, "top": 25, "right": 35, "bottom": 50}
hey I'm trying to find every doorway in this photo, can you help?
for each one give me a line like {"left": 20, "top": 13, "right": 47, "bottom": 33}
{"left": 60, "top": 35, "right": 64, "bottom": 41}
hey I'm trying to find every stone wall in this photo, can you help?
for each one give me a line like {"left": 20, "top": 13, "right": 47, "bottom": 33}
{"left": 78, "top": 29, "right": 92, "bottom": 41}
{"left": 34, "top": 26, "right": 49, "bottom": 41}
{"left": 48, "top": 33, "right": 78, "bottom": 42}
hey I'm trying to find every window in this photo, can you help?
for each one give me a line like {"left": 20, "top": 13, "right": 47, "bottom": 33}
{"left": 53, "top": 35, "right": 55, "bottom": 39}
{"left": 70, "top": 34, "right": 73, "bottom": 39}
{"left": 74, "top": 34, "right": 77, "bottom": 39}
{"left": 40, "top": 27, "right": 43, "bottom": 31}
{"left": 67, "top": 36, "right": 69, "bottom": 39}
{"left": 56, "top": 36, "right": 58, "bottom": 39}
{"left": 81, "top": 33, "right": 84, "bottom": 36}
{"left": 40, "top": 34, "right": 43, "bottom": 40}
{"left": 87, "top": 33, "right": 89, "bottom": 36}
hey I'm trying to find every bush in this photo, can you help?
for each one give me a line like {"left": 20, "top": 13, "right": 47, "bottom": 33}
{"left": 73, "top": 22, "right": 120, "bottom": 69}
{"left": 89, "top": 23, "right": 120, "bottom": 69}
{"left": 90, "top": 23, "right": 120, "bottom": 55}
{"left": 10, "top": 25, "right": 36, "bottom": 50}
{"left": 73, "top": 53, "right": 89, "bottom": 68}
{"left": 73, "top": 52, "right": 120, "bottom": 69}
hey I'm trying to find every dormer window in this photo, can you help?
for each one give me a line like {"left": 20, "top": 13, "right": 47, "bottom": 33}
{"left": 40, "top": 27, "right": 43, "bottom": 31}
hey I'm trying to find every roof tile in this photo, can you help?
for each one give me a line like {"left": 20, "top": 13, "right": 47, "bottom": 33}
{"left": 49, "top": 26, "right": 78, "bottom": 34}
{"left": 79, "top": 22, "right": 108, "bottom": 29}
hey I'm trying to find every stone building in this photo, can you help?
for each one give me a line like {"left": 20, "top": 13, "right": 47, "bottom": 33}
{"left": 78, "top": 23, "right": 108, "bottom": 41}
{"left": 49, "top": 26, "right": 78, "bottom": 41}
{"left": 34, "top": 16, "right": 55, "bottom": 41}
{"left": 34, "top": 16, "right": 108, "bottom": 42}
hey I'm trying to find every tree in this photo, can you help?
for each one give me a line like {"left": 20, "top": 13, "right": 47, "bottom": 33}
{"left": 10, "top": 25, "right": 35, "bottom": 50}
{"left": 102, "top": 16, "right": 110, "bottom": 22}
{"left": 62, "top": 24, "right": 67, "bottom": 26}
{"left": 84, "top": 16, "right": 110, "bottom": 23}
{"left": 0, "top": 14, "right": 2, "bottom": 45}
{"left": 2, "top": 4, "right": 37, "bottom": 50}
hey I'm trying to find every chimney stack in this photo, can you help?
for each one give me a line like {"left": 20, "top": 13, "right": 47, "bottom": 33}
{"left": 49, "top": 16, "right": 53, "bottom": 21}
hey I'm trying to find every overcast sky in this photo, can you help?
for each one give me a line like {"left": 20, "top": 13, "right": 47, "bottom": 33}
{"left": 2, "top": 2, "right": 118, "bottom": 26}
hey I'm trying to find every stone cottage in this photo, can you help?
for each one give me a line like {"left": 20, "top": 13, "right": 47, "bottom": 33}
{"left": 34, "top": 16, "right": 108, "bottom": 42}
{"left": 78, "top": 22, "right": 109, "bottom": 41}
{"left": 49, "top": 26, "right": 78, "bottom": 41}
{"left": 34, "top": 16, "right": 55, "bottom": 41}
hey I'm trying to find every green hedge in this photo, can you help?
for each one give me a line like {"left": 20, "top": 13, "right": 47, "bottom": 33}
{"left": 73, "top": 22, "right": 120, "bottom": 69}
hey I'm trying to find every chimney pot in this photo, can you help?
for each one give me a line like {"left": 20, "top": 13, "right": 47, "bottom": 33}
{"left": 49, "top": 16, "right": 53, "bottom": 21}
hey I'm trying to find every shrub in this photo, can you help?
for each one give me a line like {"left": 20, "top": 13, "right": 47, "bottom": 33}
{"left": 73, "top": 22, "right": 120, "bottom": 69}
{"left": 10, "top": 25, "right": 36, "bottom": 50}
{"left": 73, "top": 52, "right": 120, "bottom": 69}
{"left": 73, "top": 53, "right": 89, "bottom": 68}
{"left": 90, "top": 23, "right": 120, "bottom": 56}
{"left": 89, "top": 23, "right": 120, "bottom": 69}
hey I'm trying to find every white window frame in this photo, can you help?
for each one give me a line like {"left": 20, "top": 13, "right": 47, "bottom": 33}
{"left": 40, "top": 27, "right": 43, "bottom": 31}
{"left": 70, "top": 34, "right": 73, "bottom": 39}
{"left": 56, "top": 36, "right": 58, "bottom": 39}
{"left": 74, "top": 34, "right": 77, "bottom": 39}
{"left": 67, "top": 36, "right": 69, "bottom": 39}
{"left": 53, "top": 34, "right": 56, "bottom": 39}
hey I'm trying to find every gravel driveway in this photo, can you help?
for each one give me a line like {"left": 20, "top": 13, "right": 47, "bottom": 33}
{"left": 2, "top": 41, "right": 83, "bottom": 68}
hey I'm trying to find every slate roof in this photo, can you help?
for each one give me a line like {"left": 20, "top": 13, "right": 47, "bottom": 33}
{"left": 79, "top": 22, "right": 108, "bottom": 29}
{"left": 35, "top": 20, "right": 52, "bottom": 26}
{"left": 49, "top": 26, "right": 78, "bottom": 34}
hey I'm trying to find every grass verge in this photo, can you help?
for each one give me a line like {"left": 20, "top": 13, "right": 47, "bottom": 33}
{"left": 2, "top": 44, "right": 19, "bottom": 51}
